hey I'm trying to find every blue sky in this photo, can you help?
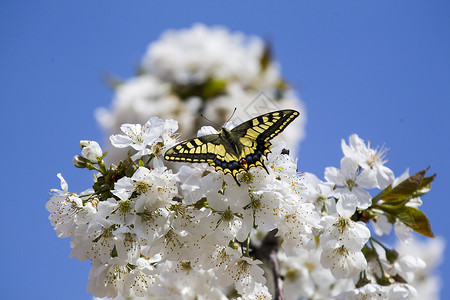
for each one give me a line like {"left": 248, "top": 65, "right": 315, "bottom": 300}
{"left": 1, "top": 1, "right": 449, "bottom": 299}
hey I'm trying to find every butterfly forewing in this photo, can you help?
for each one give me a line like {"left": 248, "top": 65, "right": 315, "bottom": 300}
{"left": 230, "top": 109, "right": 299, "bottom": 174}
{"left": 231, "top": 109, "right": 299, "bottom": 142}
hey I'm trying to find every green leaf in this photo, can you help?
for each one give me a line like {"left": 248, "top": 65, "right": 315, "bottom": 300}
{"left": 412, "top": 174, "right": 436, "bottom": 198}
{"left": 371, "top": 185, "right": 392, "bottom": 205}
{"left": 372, "top": 167, "right": 436, "bottom": 206}
{"left": 382, "top": 168, "right": 428, "bottom": 202}
{"left": 378, "top": 205, "right": 434, "bottom": 237}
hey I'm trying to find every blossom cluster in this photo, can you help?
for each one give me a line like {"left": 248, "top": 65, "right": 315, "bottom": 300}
{"left": 47, "top": 116, "right": 439, "bottom": 299}
{"left": 48, "top": 24, "right": 440, "bottom": 300}
{"left": 95, "top": 24, "right": 305, "bottom": 163}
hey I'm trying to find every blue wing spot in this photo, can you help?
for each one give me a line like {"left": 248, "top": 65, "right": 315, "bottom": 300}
{"left": 231, "top": 161, "right": 240, "bottom": 169}
{"left": 214, "top": 159, "right": 223, "bottom": 168}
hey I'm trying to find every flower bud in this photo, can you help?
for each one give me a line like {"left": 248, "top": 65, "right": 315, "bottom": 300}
{"left": 73, "top": 155, "right": 87, "bottom": 168}
{"left": 385, "top": 248, "right": 399, "bottom": 264}
{"left": 80, "top": 140, "right": 103, "bottom": 163}
{"left": 79, "top": 140, "right": 90, "bottom": 149}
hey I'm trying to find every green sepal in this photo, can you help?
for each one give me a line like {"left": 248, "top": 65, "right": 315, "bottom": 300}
{"left": 361, "top": 244, "right": 377, "bottom": 261}
{"left": 194, "top": 197, "right": 209, "bottom": 210}
{"left": 355, "top": 276, "right": 371, "bottom": 289}
{"left": 384, "top": 248, "right": 399, "bottom": 264}
{"left": 101, "top": 151, "right": 108, "bottom": 160}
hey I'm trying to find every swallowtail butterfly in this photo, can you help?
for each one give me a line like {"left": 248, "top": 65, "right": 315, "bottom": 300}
{"left": 164, "top": 109, "right": 299, "bottom": 185}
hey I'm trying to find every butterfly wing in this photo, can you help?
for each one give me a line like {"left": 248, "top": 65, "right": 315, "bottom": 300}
{"left": 229, "top": 109, "right": 299, "bottom": 171}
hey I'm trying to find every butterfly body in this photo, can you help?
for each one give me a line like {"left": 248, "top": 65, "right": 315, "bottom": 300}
{"left": 164, "top": 109, "right": 299, "bottom": 185}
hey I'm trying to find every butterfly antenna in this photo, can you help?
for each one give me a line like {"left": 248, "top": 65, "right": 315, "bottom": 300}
{"left": 200, "top": 113, "right": 221, "bottom": 128}
{"left": 224, "top": 108, "right": 237, "bottom": 125}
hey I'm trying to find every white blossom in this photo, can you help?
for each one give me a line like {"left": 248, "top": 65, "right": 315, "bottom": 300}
{"left": 279, "top": 249, "right": 337, "bottom": 299}
{"left": 320, "top": 216, "right": 370, "bottom": 252}
{"left": 218, "top": 256, "right": 266, "bottom": 295}
{"left": 153, "top": 260, "right": 228, "bottom": 300}
{"left": 113, "top": 166, "right": 178, "bottom": 212}
{"left": 87, "top": 258, "right": 129, "bottom": 298}
{"left": 394, "top": 220, "right": 413, "bottom": 244}
{"left": 341, "top": 134, "right": 395, "bottom": 189}
{"left": 277, "top": 201, "right": 320, "bottom": 256}
{"left": 387, "top": 283, "right": 418, "bottom": 299}
{"left": 372, "top": 214, "right": 392, "bottom": 236}
{"left": 109, "top": 117, "right": 177, "bottom": 161}
{"left": 325, "top": 157, "right": 377, "bottom": 216}
{"left": 298, "top": 172, "right": 335, "bottom": 212}
{"left": 336, "top": 283, "right": 387, "bottom": 299}
{"left": 320, "top": 247, "right": 367, "bottom": 279}
{"left": 46, "top": 174, "right": 96, "bottom": 238}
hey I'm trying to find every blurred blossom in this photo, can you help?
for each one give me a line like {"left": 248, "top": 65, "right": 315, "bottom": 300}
{"left": 141, "top": 23, "right": 269, "bottom": 86}
{"left": 397, "top": 239, "right": 444, "bottom": 300}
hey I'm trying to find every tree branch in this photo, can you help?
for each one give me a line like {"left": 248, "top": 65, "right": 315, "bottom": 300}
{"left": 252, "top": 229, "right": 285, "bottom": 300}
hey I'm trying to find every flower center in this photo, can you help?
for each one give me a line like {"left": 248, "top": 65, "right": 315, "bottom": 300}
{"left": 135, "top": 181, "right": 150, "bottom": 194}
{"left": 345, "top": 178, "right": 356, "bottom": 191}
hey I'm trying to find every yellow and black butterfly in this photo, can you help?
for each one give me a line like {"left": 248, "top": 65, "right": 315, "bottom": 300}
{"left": 164, "top": 109, "right": 299, "bottom": 185}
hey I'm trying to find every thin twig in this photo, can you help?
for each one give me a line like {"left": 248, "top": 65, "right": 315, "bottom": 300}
{"left": 252, "top": 229, "right": 285, "bottom": 300}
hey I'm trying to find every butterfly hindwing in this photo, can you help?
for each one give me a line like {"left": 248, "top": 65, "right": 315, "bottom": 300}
{"left": 164, "top": 109, "right": 299, "bottom": 185}
{"left": 164, "top": 135, "right": 223, "bottom": 163}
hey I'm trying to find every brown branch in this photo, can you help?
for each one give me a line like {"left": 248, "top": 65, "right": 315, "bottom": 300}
{"left": 252, "top": 229, "right": 285, "bottom": 300}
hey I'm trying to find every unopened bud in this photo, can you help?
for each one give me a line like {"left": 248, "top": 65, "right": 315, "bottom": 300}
{"left": 126, "top": 164, "right": 138, "bottom": 177}
{"left": 73, "top": 155, "right": 87, "bottom": 168}
{"left": 385, "top": 248, "right": 399, "bottom": 264}
{"left": 79, "top": 140, "right": 90, "bottom": 149}
{"left": 80, "top": 140, "right": 103, "bottom": 163}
